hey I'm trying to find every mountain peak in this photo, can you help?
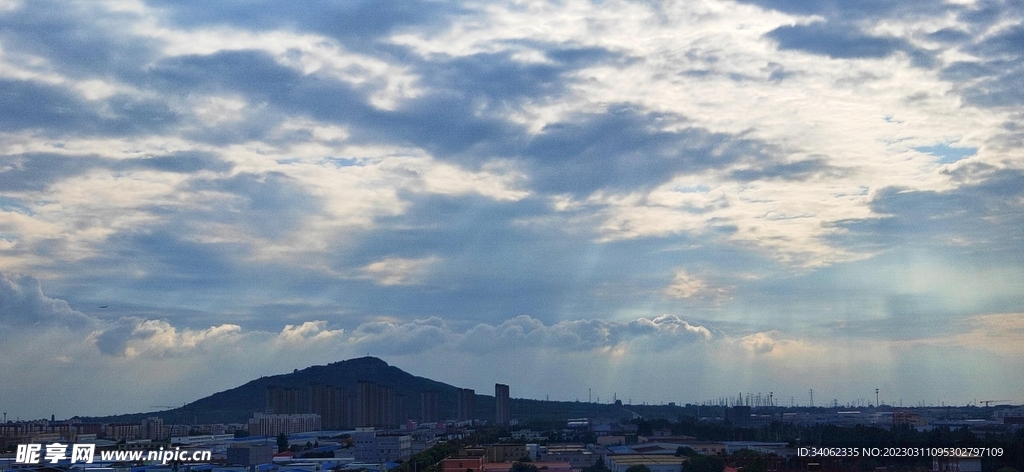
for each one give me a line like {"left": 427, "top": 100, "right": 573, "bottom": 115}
{"left": 344, "top": 356, "right": 389, "bottom": 367}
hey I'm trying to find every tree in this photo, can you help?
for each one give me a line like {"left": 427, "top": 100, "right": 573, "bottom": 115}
{"left": 676, "top": 447, "right": 696, "bottom": 457}
{"left": 277, "top": 432, "right": 289, "bottom": 453}
{"left": 685, "top": 455, "right": 724, "bottom": 472}
{"left": 585, "top": 456, "right": 611, "bottom": 472}
{"left": 625, "top": 465, "right": 652, "bottom": 472}
{"left": 510, "top": 462, "right": 539, "bottom": 472}
{"left": 743, "top": 456, "right": 766, "bottom": 472}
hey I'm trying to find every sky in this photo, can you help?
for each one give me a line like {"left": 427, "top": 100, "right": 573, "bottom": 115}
{"left": 1, "top": 0, "right": 1023, "bottom": 420}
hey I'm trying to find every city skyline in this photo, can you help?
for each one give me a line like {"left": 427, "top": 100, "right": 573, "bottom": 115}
{"left": 4, "top": 354, "right": 1016, "bottom": 424}
{"left": 1, "top": 0, "right": 1023, "bottom": 419}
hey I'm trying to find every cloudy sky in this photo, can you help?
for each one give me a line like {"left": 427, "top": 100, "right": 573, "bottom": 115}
{"left": 2, "top": 0, "right": 1023, "bottom": 419}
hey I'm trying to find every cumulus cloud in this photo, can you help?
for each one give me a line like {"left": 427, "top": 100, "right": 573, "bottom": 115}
{"left": 734, "top": 330, "right": 821, "bottom": 358}
{"left": 360, "top": 256, "right": 441, "bottom": 286}
{"left": 275, "top": 320, "right": 345, "bottom": 345}
{"left": 346, "top": 317, "right": 450, "bottom": 355}
{"left": 92, "top": 317, "right": 244, "bottom": 357}
{"left": 456, "top": 314, "right": 711, "bottom": 353}
{"left": 664, "top": 269, "right": 731, "bottom": 301}
{"left": 0, "top": 271, "right": 95, "bottom": 329}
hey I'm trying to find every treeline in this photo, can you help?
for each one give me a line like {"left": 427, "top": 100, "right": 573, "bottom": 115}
{"left": 628, "top": 417, "right": 1024, "bottom": 471}
{"left": 389, "top": 439, "right": 465, "bottom": 472}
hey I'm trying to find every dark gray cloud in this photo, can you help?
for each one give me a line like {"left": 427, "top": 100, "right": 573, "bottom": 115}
{"left": 927, "top": 28, "right": 970, "bottom": 44}
{"left": 0, "top": 153, "right": 101, "bottom": 192}
{"left": 0, "top": 80, "right": 178, "bottom": 135}
{"left": 521, "top": 108, "right": 777, "bottom": 195}
{"left": 92, "top": 230, "right": 250, "bottom": 294}
{"left": 729, "top": 157, "right": 848, "bottom": 182}
{"left": 0, "top": 2, "right": 160, "bottom": 78}
{"left": 767, "top": 22, "right": 922, "bottom": 60}
{"left": 946, "top": 24, "right": 1024, "bottom": 107}
{"left": 0, "top": 271, "right": 94, "bottom": 329}
{"left": 121, "top": 152, "right": 234, "bottom": 174}
{"left": 732, "top": 0, "right": 950, "bottom": 19}
{"left": 183, "top": 171, "right": 320, "bottom": 240}
{"left": 0, "top": 152, "right": 231, "bottom": 192}
{"left": 863, "top": 167, "right": 1024, "bottom": 251}
{"left": 333, "top": 191, "right": 731, "bottom": 324}
{"left": 92, "top": 316, "right": 139, "bottom": 356}
{"left": 143, "top": 0, "right": 460, "bottom": 50}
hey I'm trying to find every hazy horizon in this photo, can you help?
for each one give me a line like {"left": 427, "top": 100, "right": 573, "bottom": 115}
{"left": 1, "top": 0, "right": 1023, "bottom": 419}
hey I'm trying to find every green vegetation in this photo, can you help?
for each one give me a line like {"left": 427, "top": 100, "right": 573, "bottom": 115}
{"left": 584, "top": 456, "right": 611, "bottom": 472}
{"left": 624, "top": 465, "right": 652, "bottom": 472}
{"left": 389, "top": 439, "right": 465, "bottom": 472}
{"left": 684, "top": 455, "right": 724, "bottom": 472}
{"left": 510, "top": 462, "right": 540, "bottom": 472}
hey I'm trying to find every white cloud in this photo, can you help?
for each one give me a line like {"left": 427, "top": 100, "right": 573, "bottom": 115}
{"left": 735, "top": 330, "right": 817, "bottom": 356}
{"left": 275, "top": 321, "right": 345, "bottom": 346}
{"left": 902, "top": 312, "right": 1024, "bottom": 356}
{"left": 140, "top": 24, "right": 421, "bottom": 110}
{"left": 664, "top": 269, "right": 730, "bottom": 301}
{"left": 346, "top": 317, "right": 451, "bottom": 355}
{"left": 411, "top": 161, "right": 530, "bottom": 201}
{"left": 106, "top": 319, "right": 244, "bottom": 358}
{"left": 360, "top": 256, "right": 441, "bottom": 286}
{"left": 388, "top": 0, "right": 1019, "bottom": 266}
{"left": 456, "top": 313, "right": 712, "bottom": 353}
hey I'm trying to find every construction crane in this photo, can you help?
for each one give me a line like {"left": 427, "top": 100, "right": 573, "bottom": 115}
{"left": 980, "top": 400, "right": 1007, "bottom": 407}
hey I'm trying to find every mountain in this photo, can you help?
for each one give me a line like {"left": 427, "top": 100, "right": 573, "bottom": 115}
{"left": 80, "top": 356, "right": 680, "bottom": 425}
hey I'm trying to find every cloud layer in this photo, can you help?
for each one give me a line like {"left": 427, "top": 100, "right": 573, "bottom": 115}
{"left": 1, "top": 0, "right": 1022, "bottom": 416}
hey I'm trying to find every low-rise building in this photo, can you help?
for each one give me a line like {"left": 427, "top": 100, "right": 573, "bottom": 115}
{"left": 606, "top": 455, "right": 688, "bottom": 472}
{"left": 227, "top": 444, "right": 275, "bottom": 466}
{"left": 481, "top": 462, "right": 572, "bottom": 472}
{"left": 543, "top": 444, "right": 597, "bottom": 469}
{"left": 353, "top": 429, "right": 411, "bottom": 463}
{"left": 442, "top": 455, "right": 487, "bottom": 472}
{"left": 247, "top": 413, "right": 321, "bottom": 437}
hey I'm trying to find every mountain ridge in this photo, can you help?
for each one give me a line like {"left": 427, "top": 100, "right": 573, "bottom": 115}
{"left": 77, "top": 356, "right": 661, "bottom": 425}
{"left": 79, "top": 356, "right": 488, "bottom": 424}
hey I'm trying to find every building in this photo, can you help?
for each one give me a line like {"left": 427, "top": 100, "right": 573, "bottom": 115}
{"left": 353, "top": 428, "right": 412, "bottom": 463}
{"left": 355, "top": 382, "right": 398, "bottom": 428}
{"left": 105, "top": 422, "right": 142, "bottom": 441}
{"left": 422, "top": 391, "right": 441, "bottom": 423}
{"left": 356, "top": 382, "right": 381, "bottom": 427}
{"left": 461, "top": 444, "right": 528, "bottom": 463}
{"left": 143, "top": 417, "right": 164, "bottom": 441}
{"left": 606, "top": 455, "right": 688, "bottom": 472}
{"left": 495, "top": 384, "right": 510, "bottom": 426}
{"left": 310, "top": 384, "right": 349, "bottom": 429}
{"left": 247, "top": 413, "right": 321, "bottom": 437}
{"left": 458, "top": 389, "right": 475, "bottom": 422}
{"left": 442, "top": 455, "right": 486, "bottom": 472}
{"left": 543, "top": 444, "right": 597, "bottom": 468}
{"left": 267, "top": 386, "right": 305, "bottom": 414}
{"left": 227, "top": 444, "right": 275, "bottom": 466}
{"left": 933, "top": 457, "right": 982, "bottom": 472}
{"left": 480, "top": 462, "right": 572, "bottom": 472}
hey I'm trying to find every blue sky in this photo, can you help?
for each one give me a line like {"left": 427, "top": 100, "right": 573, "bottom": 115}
{"left": 1, "top": 0, "right": 1023, "bottom": 419}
